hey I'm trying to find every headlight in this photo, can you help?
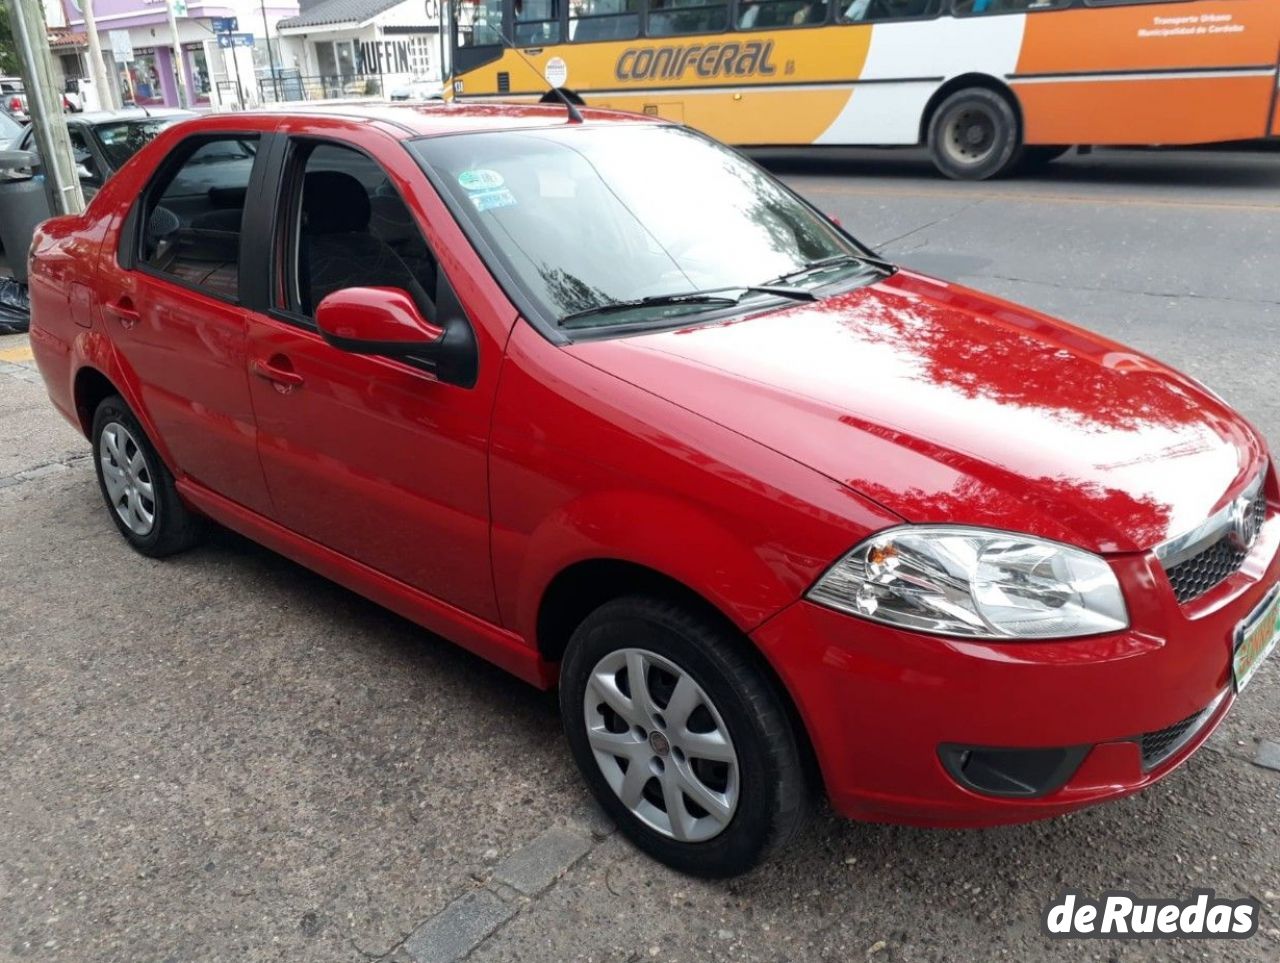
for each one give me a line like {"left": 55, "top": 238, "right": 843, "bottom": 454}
{"left": 807, "top": 526, "right": 1128, "bottom": 640}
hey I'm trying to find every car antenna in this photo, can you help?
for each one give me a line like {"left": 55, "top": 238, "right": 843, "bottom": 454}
{"left": 492, "top": 19, "right": 584, "bottom": 124}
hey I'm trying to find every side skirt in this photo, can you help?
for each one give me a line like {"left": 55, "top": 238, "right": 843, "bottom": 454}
{"left": 176, "top": 478, "right": 556, "bottom": 689}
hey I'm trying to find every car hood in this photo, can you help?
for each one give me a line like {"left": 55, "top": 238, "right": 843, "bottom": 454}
{"left": 568, "top": 270, "right": 1267, "bottom": 554}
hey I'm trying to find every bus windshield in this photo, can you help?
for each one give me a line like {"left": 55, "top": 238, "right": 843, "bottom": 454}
{"left": 414, "top": 124, "right": 880, "bottom": 329}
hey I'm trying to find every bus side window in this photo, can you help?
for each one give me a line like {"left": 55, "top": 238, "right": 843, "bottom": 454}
{"left": 739, "top": 0, "right": 827, "bottom": 28}
{"left": 952, "top": 0, "right": 1070, "bottom": 15}
{"left": 647, "top": 0, "right": 731, "bottom": 36}
{"left": 570, "top": 0, "right": 641, "bottom": 41}
{"left": 514, "top": 0, "right": 563, "bottom": 44}
{"left": 460, "top": 0, "right": 505, "bottom": 45}
{"left": 839, "top": 0, "right": 941, "bottom": 22}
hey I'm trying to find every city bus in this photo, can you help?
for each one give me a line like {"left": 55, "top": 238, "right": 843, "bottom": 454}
{"left": 441, "top": 0, "right": 1280, "bottom": 178}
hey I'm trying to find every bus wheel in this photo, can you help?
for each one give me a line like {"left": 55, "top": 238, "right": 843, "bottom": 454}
{"left": 927, "top": 88, "right": 1022, "bottom": 181}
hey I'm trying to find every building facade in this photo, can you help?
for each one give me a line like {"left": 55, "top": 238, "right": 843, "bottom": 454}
{"left": 58, "top": 0, "right": 302, "bottom": 110}
{"left": 276, "top": 0, "right": 442, "bottom": 101}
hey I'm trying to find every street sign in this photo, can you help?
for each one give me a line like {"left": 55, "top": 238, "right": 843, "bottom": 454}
{"left": 108, "top": 29, "right": 134, "bottom": 63}
{"left": 210, "top": 16, "right": 239, "bottom": 33}
{"left": 217, "top": 33, "right": 255, "bottom": 49}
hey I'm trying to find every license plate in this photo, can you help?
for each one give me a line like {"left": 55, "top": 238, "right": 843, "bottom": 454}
{"left": 1233, "top": 587, "right": 1280, "bottom": 693}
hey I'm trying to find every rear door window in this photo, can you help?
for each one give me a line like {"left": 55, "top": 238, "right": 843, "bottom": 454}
{"left": 138, "top": 135, "right": 260, "bottom": 301}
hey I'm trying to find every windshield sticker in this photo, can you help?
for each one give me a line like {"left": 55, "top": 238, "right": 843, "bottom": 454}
{"left": 469, "top": 188, "right": 517, "bottom": 213}
{"left": 458, "top": 169, "right": 505, "bottom": 192}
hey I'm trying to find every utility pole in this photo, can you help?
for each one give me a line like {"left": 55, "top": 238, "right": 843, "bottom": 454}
{"left": 10, "top": 0, "right": 84, "bottom": 214}
{"left": 166, "top": 0, "right": 190, "bottom": 108}
{"left": 260, "top": 0, "right": 280, "bottom": 101}
{"left": 80, "top": 0, "right": 119, "bottom": 111}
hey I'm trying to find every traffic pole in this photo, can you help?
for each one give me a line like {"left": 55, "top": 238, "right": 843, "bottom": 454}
{"left": 10, "top": 0, "right": 85, "bottom": 215}
{"left": 260, "top": 0, "right": 280, "bottom": 101}
{"left": 166, "top": 0, "right": 191, "bottom": 109}
{"left": 80, "top": 0, "right": 119, "bottom": 111}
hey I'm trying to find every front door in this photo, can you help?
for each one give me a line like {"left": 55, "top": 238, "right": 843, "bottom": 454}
{"left": 245, "top": 134, "right": 504, "bottom": 621}
{"left": 107, "top": 132, "right": 273, "bottom": 516}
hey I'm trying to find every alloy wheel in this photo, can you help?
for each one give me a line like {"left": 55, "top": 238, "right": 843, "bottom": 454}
{"left": 582, "top": 647, "right": 740, "bottom": 842}
{"left": 98, "top": 421, "right": 156, "bottom": 536}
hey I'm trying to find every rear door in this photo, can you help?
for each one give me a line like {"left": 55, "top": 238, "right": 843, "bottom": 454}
{"left": 104, "top": 129, "right": 275, "bottom": 515}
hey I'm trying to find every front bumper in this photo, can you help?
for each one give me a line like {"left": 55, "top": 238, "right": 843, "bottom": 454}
{"left": 752, "top": 511, "right": 1280, "bottom": 827}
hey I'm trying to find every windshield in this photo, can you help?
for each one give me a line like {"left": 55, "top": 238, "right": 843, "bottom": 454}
{"left": 94, "top": 118, "right": 184, "bottom": 169}
{"left": 413, "top": 125, "right": 882, "bottom": 330}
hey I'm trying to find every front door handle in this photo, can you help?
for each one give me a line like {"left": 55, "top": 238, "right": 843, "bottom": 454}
{"left": 251, "top": 356, "right": 305, "bottom": 391}
{"left": 104, "top": 297, "right": 139, "bottom": 328}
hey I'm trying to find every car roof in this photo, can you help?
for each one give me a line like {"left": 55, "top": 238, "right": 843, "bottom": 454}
{"left": 74, "top": 108, "right": 198, "bottom": 125}
{"left": 239, "top": 101, "right": 662, "bottom": 138}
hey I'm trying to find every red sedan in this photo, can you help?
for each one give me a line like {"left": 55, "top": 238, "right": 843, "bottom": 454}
{"left": 28, "top": 104, "right": 1278, "bottom": 877}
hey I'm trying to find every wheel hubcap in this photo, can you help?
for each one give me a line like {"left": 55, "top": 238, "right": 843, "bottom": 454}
{"left": 99, "top": 422, "right": 156, "bottom": 536}
{"left": 944, "top": 108, "right": 997, "bottom": 164}
{"left": 583, "top": 648, "right": 740, "bottom": 843}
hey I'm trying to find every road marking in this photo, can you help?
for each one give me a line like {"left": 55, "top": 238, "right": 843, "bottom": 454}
{"left": 0, "top": 344, "right": 33, "bottom": 363}
{"left": 799, "top": 184, "right": 1280, "bottom": 214}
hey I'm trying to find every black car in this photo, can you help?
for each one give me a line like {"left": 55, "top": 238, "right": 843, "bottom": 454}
{"left": 14, "top": 108, "right": 196, "bottom": 197}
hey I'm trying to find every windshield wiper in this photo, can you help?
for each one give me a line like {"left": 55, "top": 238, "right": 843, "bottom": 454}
{"left": 765, "top": 252, "right": 893, "bottom": 286}
{"left": 559, "top": 285, "right": 817, "bottom": 326}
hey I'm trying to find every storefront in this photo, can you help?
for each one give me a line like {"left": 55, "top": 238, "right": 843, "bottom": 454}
{"left": 59, "top": 0, "right": 300, "bottom": 110}
{"left": 276, "top": 0, "right": 442, "bottom": 100}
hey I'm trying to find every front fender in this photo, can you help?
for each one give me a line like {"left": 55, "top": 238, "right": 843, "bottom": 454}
{"left": 506, "top": 487, "right": 807, "bottom": 647}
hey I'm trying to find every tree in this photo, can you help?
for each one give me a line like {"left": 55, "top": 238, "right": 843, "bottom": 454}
{"left": 0, "top": 3, "right": 21, "bottom": 76}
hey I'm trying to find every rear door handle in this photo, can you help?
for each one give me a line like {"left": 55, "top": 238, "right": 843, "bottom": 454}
{"left": 251, "top": 356, "right": 305, "bottom": 390}
{"left": 104, "top": 297, "right": 139, "bottom": 328}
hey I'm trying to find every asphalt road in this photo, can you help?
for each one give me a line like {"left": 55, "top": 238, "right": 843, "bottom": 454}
{"left": 2, "top": 147, "right": 1279, "bottom": 963}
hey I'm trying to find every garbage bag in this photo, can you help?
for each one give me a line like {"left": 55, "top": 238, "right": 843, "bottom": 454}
{"left": 0, "top": 276, "right": 30, "bottom": 334}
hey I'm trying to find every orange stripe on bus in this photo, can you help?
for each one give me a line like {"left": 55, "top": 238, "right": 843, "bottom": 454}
{"left": 1018, "top": 75, "right": 1275, "bottom": 145}
{"left": 1017, "top": 0, "right": 1280, "bottom": 75}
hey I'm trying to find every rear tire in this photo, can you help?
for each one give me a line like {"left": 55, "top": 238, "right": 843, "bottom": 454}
{"left": 560, "top": 596, "right": 810, "bottom": 877}
{"left": 91, "top": 395, "right": 205, "bottom": 558}
{"left": 927, "top": 87, "right": 1023, "bottom": 181}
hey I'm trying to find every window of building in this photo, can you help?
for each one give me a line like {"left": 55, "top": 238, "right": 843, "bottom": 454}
{"left": 140, "top": 136, "right": 260, "bottom": 301}
{"left": 128, "top": 49, "right": 166, "bottom": 106}
{"left": 280, "top": 142, "right": 438, "bottom": 320}
{"left": 647, "top": 0, "right": 730, "bottom": 36}
{"left": 570, "top": 0, "right": 641, "bottom": 42}
{"left": 407, "top": 35, "right": 433, "bottom": 77}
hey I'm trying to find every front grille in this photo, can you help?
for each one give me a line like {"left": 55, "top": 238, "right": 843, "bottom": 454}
{"left": 1165, "top": 493, "right": 1265, "bottom": 604}
{"left": 1139, "top": 694, "right": 1222, "bottom": 770}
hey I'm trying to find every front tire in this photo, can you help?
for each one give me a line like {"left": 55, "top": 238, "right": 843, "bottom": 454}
{"left": 560, "top": 596, "right": 810, "bottom": 877}
{"left": 92, "top": 395, "right": 205, "bottom": 557}
{"left": 927, "top": 87, "right": 1023, "bottom": 181}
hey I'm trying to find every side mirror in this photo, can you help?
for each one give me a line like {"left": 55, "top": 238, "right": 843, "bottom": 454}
{"left": 315, "top": 286, "right": 478, "bottom": 387}
{"left": 316, "top": 286, "right": 443, "bottom": 355}
{"left": 0, "top": 149, "right": 37, "bottom": 181}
